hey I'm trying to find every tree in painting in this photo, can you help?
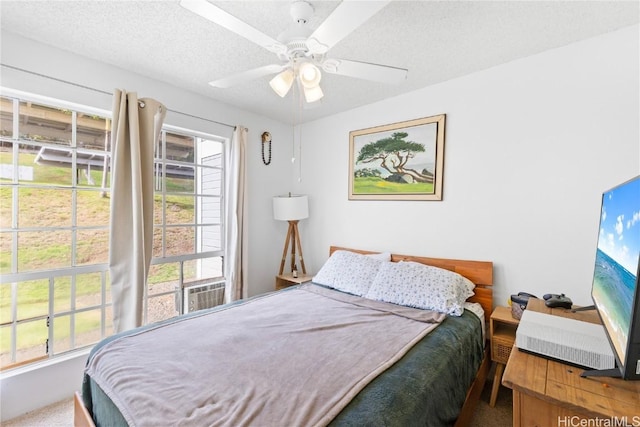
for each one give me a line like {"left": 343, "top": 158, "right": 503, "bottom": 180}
{"left": 355, "top": 132, "right": 433, "bottom": 183}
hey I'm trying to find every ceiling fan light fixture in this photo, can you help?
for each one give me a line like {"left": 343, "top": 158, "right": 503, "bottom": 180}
{"left": 269, "top": 68, "right": 295, "bottom": 97}
{"left": 298, "top": 62, "right": 321, "bottom": 88}
{"left": 303, "top": 85, "right": 324, "bottom": 103}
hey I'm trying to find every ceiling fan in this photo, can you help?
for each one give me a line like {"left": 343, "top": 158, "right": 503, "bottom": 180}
{"left": 179, "top": 0, "right": 408, "bottom": 104}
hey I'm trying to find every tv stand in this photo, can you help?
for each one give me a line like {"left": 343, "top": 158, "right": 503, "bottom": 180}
{"left": 581, "top": 368, "right": 622, "bottom": 378}
{"left": 570, "top": 305, "right": 595, "bottom": 313}
{"left": 502, "top": 299, "right": 640, "bottom": 427}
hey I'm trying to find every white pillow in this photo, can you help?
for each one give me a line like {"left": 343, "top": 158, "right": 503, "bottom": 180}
{"left": 401, "top": 261, "right": 475, "bottom": 299}
{"left": 366, "top": 251, "right": 391, "bottom": 261}
{"left": 365, "top": 261, "right": 470, "bottom": 316}
{"left": 312, "top": 250, "right": 386, "bottom": 296}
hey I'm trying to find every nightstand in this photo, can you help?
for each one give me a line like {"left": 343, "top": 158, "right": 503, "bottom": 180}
{"left": 489, "top": 305, "right": 519, "bottom": 407}
{"left": 275, "top": 273, "right": 313, "bottom": 290}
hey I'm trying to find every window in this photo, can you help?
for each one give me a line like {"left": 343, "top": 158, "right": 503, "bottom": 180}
{"left": 147, "top": 129, "right": 225, "bottom": 322}
{"left": 0, "top": 90, "right": 226, "bottom": 369}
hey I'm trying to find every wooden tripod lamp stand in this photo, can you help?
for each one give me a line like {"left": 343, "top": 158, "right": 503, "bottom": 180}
{"left": 273, "top": 194, "right": 308, "bottom": 276}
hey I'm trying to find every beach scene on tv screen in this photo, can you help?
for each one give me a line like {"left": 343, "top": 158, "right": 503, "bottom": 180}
{"left": 592, "top": 177, "right": 640, "bottom": 363}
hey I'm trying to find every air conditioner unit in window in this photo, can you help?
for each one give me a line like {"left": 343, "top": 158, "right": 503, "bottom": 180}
{"left": 183, "top": 281, "right": 225, "bottom": 313}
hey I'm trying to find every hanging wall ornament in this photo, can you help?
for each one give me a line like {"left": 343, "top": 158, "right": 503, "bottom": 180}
{"left": 261, "top": 131, "right": 272, "bottom": 165}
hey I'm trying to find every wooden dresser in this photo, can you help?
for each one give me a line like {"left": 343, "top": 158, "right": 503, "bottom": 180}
{"left": 502, "top": 298, "right": 640, "bottom": 427}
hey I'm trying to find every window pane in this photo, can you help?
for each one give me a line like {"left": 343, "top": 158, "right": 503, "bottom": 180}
{"left": 148, "top": 276, "right": 177, "bottom": 297}
{"left": 166, "top": 132, "right": 194, "bottom": 163}
{"left": 77, "top": 189, "right": 110, "bottom": 227}
{"left": 165, "top": 227, "right": 194, "bottom": 256}
{"left": 185, "top": 256, "right": 223, "bottom": 282}
{"left": 166, "top": 194, "right": 194, "bottom": 225}
{"left": 16, "top": 319, "right": 47, "bottom": 365}
{"left": 52, "top": 314, "right": 71, "bottom": 354}
{"left": 0, "top": 324, "right": 13, "bottom": 367}
{"left": 0, "top": 144, "right": 14, "bottom": 183}
{"left": 197, "top": 138, "right": 223, "bottom": 166}
{"left": 19, "top": 187, "right": 71, "bottom": 227}
{"left": 148, "top": 263, "right": 179, "bottom": 322}
{"left": 19, "top": 101, "right": 72, "bottom": 147}
{"left": 0, "top": 97, "right": 14, "bottom": 139}
{"left": 199, "top": 196, "right": 221, "bottom": 225}
{"left": 76, "top": 150, "right": 109, "bottom": 188}
{"left": 153, "top": 227, "right": 164, "bottom": 258}
{"left": 53, "top": 276, "right": 71, "bottom": 313}
{"left": 166, "top": 164, "right": 194, "bottom": 193}
{"left": 18, "top": 230, "right": 72, "bottom": 271}
{"left": 19, "top": 143, "right": 71, "bottom": 186}
{"left": 0, "top": 186, "right": 12, "bottom": 228}
{"left": 199, "top": 165, "right": 222, "bottom": 196}
{"left": 75, "top": 309, "right": 101, "bottom": 348}
{"left": 76, "top": 229, "right": 109, "bottom": 266}
{"left": 153, "top": 193, "right": 164, "bottom": 225}
{"left": 16, "top": 279, "right": 49, "bottom": 321}
{"left": 77, "top": 115, "right": 109, "bottom": 151}
{"left": 0, "top": 232, "right": 12, "bottom": 275}
{"left": 76, "top": 272, "right": 103, "bottom": 309}
{"left": 156, "top": 164, "right": 197, "bottom": 192}
{"left": 0, "top": 283, "right": 12, "bottom": 324}
{"left": 147, "top": 294, "right": 179, "bottom": 324}
{"left": 199, "top": 225, "right": 222, "bottom": 253}
{"left": 148, "top": 262, "right": 179, "bottom": 289}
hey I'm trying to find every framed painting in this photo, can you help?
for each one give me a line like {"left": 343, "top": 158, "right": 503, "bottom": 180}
{"left": 349, "top": 114, "right": 446, "bottom": 201}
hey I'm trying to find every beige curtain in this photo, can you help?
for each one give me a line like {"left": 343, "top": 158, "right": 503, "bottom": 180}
{"left": 224, "top": 126, "right": 248, "bottom": 302}
{"left": 109, "top": 90, "right": 166, "bottom": 333}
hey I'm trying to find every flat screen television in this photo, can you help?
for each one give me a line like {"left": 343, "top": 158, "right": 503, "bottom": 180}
{"left": 583, "top": 175, "right": 640, "bottom": 380}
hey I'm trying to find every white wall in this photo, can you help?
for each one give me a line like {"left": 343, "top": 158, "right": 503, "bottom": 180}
{"left": 0, "top": 32, "right": 294, "bottom": 420}
{"left": 296, "top": 25, "right": 639, "bottom": 310}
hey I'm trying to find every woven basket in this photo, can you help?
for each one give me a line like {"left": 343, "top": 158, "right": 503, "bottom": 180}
{"left": 492, "top": 334, "right": 515, "bottom": 364}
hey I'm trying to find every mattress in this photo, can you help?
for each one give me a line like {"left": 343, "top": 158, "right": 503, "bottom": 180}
{"left": 82, "top": 284, "right": 484, "bottom": 427}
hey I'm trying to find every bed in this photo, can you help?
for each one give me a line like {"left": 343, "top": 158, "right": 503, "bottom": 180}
{"left": 74, "top": 246, "right": 493, "bottom": 427}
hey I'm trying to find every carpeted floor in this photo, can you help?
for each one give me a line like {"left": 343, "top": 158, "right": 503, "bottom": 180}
{"left": 3, "top": 398, "right": 73, "bottom": 427}
{"left": 4, "top": 365, "right": 512, "bottom": 426}
{"left": 470, "top": 366, "right": 513, "bottom": 426}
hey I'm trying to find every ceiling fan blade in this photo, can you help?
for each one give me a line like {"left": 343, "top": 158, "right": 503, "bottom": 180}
{"left": 307, "top": 0, "right": 390, "bottom": 54}
{"left": 209, "top": 64, "right": 286, "bottom": 88}
{"left": 180, "top": 0, "right": 286, "bottom": 55}
{"left": 322, "top": 59, "right": 408, "bottom": 84}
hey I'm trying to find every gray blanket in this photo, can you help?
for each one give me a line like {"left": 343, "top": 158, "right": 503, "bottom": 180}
{"left": 85, "top": 284, "right": 445, "bottom": 427}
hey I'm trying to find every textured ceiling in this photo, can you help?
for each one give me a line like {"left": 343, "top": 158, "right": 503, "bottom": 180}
{"left": 1, "top": 1, "right": 638, "bottom": 124}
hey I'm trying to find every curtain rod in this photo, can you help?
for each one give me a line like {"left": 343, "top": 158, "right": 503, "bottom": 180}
{"left": 1, "top": 63, "right": 237, "bottom": 130}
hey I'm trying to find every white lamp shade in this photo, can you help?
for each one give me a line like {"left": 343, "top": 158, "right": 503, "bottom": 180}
{"left": 303, "top": 85, "right": 324, "bottom": 103}
{"left": 273, "top": 194, "right": 309, "bottom": 221}
{"left": 269, "top": 69, "right": 294, "bottom": 97}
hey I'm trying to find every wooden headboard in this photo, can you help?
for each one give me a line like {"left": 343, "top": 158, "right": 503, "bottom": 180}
{"left": 329, "top": 246, "right": 494, "bottom": 320}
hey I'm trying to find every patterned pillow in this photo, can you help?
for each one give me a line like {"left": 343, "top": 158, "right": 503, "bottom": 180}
{"left": 401, "top": 261, "right": 476, "bottom": 299}
{"left": 365, "top": 261, "right": 470, "bottom": 316}
{"left": 312, "top": 250, "right": 386, "bottom": 296}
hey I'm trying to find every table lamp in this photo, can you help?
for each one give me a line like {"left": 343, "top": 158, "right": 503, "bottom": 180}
{"left": 273, "top": 194, "right": 308, "bottom": 276}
